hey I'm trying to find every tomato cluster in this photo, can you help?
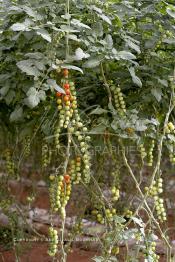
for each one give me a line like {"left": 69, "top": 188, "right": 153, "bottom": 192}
{"left": 145, "top": 178, "right": 166, "bottom": 222}
{"left": 111, "top": 186, "right": 120, "bottom": 202}
{"left": 110, "top": 85, "right": 126, "bottom": 116}
{"left": 54, "top": 69, "right": 91, "bottom": 183}
{"left": 48, "top": 227, "right": 58, "bottom": 257}
{"left": 4, "top": 149, "right": 15, "bottom": 176}
{"left": 147, "top": 139, "right": 155, "bottom": 167}
{"left": 144, "top": 241, "right": 160, "bottom": 262}
{"left": 49, "top": 173, "right": 71, "bottom": 219}
{"left": 67, "top": 156, "right": 82, "bottom": 185}
{"left": 138, "top": 143, "right": 147, "bottom": 160}
{"left": 165, "top": 122, "right": 175, "bottom": 164}
{"left": 91, "top": 207, "right": 117, "bottom": 224}
{"left": 42, "top": 144, "right": 52, "bottom": 168}
{"left": 24, "top": 136, "right": 31, "bottom": 157}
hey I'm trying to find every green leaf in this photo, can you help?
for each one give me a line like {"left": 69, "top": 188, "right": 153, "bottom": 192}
{"left": 61, "top": 64, "right": 83, "bottom": 74}
{"left": 128, "top": 67, "right": 142, "bottom": 87}
{"left": 99, "top": 13, "right": 112, "bottom": 25}
{"left": 90, "top": 107, "right": 107, "bottom": 115}
{"left": 83, "top": 57, "right": 102, "bottom": 68}
{"left": 135, "top": 120, "right": 147, "bottom": 131}
{"left": 126, "top": 39, "right": 141, "bottom": 54}
{"left": 113, "top": 215, "right": 126, "bottom": 224}
{"left": 36, "top": 29, "right": 51, "bottom": 42}
{"left": 92, "top": 256, "right": 104, "bottom": 262}
{"left": 92, "top": 22, "right": 103, "bottom": 37}
{"left": 10, "top": 107, "right": 23, "bottom": 122}
{"left": 71, "top": 19, "right": 91, "bottom": 29}
{"left": 5, "top": 90, "right": 15, "bottom": 105}
{"left": 0, "top": 86, "right": 10, "bottom": 96}
{"left": 118, "top": 51, "right": 136, "bottom": 60}
{"left": 75, "top": 48, "right": 90, "bottom": 60}
{"left": 151, "top": 88, "right": 162, "bottom": 102}
{"left": 157, "top": 79, "right": 168, "bottom": 87}
{"left": 11, "top": 23, "right": 26, "bottom": 31}
{"left": 105, "top": 34, "right": 113, "bottom": 49}
{"left": 47, "top": 79, "right": 65, "bottom": 93}
{"left": 23, "top": 6, "right": 42, "bottom": 20}
{"left": 24, "top": 87, "right": 41, "bottom": 108}
{"left": 90, "top": 124, "right": 107, "bottom": 134}
{"left": 17, "top": 60, "right": 40, "bottom": 77}
{"left": 38, "top": 90, "right": 46, "bottom": 101}
{"left": 167, "top": 8, "right": 175, "bottom": 18}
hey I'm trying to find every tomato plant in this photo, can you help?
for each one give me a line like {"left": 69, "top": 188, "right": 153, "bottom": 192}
{"left": 0, "top": 0, "right": 175, "bottom": 261}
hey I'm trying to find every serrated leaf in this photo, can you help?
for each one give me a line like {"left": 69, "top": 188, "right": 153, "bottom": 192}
{"left": 47, "top": 79, "right": 65, "bottom": 93}
{"left": 113, "top": 215, "right": 126, "bottom": 224}
{"left": 90, "top": 107, "right": 107, "bottom": 115}
{"left": 36, "top": 29, "right": 51, "bottom": 42}
{"left": 135, "top": 120, "right": 147, "bottom": 131}
{"left": 105, "top": 34, "right": 113, "bottom": 49}
{"left": 92, "top": 256, "right": 103, "bottom": 262}
{"left": 25, "top": 52, "right": 44, "bottom": 60}
{"left": 11, "top": 23, "right": 26, "bottom": 31}
{"left": 83, "top": 57, "right": 102, "bottom": 68}
{"left": 151, "top": 88, "right": 162, "bottom": 102}
{"left": 71, "top": 19, "right": 91, "bottom": 29}
{"left": 24, "top": 94, "right": 40, "bottom": 108}
{"left": 38, "top": 90, "right": 46, "bottom": 101}
{"left": 90, "top": 124, "right": 106, "bottom": 134}
{"left": 60, "top": 64, "right": 83, "bottom": 74}
{"left": 118, "top": 51, "right": 136, "bottom": 60}
{"left": 92, "top": 22, "right": 103, "bottom": 37}
{"left": 5, "top": 90, "right": 15, "bottom": 105}
{"left": 75, "top": 48, "right": 90, "bottom": 60}
{"left": 157, "top": 78, "right": 168, "bottom": 87}
{"left": 10, "top": 107, "right": 23, "bottom": 122}
{"left": 0, "top": 86, "right": 10, "bottom": 96}
{"left": 68, "top": 34, "right": 80, "bottom": 42}
{"left": 23, "top": 6, "right": 42, "bottom": 20}
{"left": 128, "top": 67, "right": 142, "bottom": 87}
{"left": 126, "top": 39, "right": 141, "bottom": 54}
{"left": 99, "top": 13, "right": 112, "bottom": 25}
{"left": 34, "top": 61, "right": 45, "bottom": 71}
{"left": 27, "top": 87, "right": 37, "bottom": 96}
{"left": 17, "top": 60, "right": 40, "bottom": 76}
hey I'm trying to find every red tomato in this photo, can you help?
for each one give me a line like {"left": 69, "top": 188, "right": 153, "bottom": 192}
{"left": 64, "top": 83, "right": 70, "bottom": 89}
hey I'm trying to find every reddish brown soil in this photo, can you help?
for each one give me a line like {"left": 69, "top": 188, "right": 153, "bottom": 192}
{"left": 0, "top": 244, "right": 98, "bottom": 262}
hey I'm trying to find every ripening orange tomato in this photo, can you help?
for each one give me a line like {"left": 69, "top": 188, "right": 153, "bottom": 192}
{"left": 76, "top": 156, "right": 81, "bottom": 162}
{"left": 66, "top": 89, "right": 71, "bottom": 95}
{"left": 64, "top": 95, "right": 70, "bottom": 102}
{"left": 63, "top": 69, "right": 69, "bottom": 77}
{"left": 56, "top": 92, "right": 62, "bottom": 97}
{"left": 64, "top": 174, "right": 70, "bottom": 184}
